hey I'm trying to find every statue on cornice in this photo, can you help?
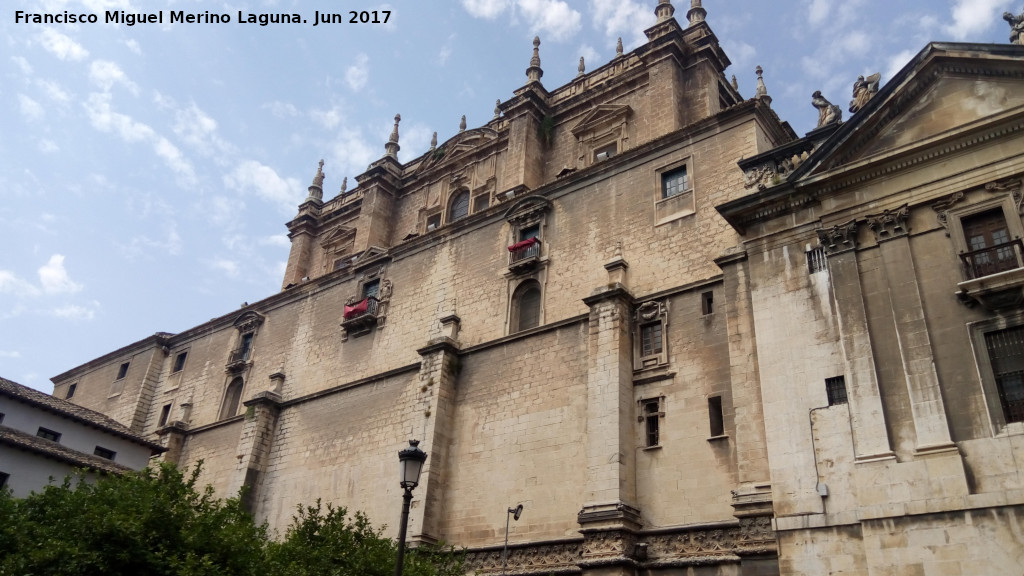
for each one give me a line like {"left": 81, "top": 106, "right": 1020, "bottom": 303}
{"left": 849, "top": 73, "right": 881, "bottom": 113}
{"left": 1005, "top": 10, "right": 1024, "bottom": 45}
{"left": 812, "top": 91, "right": 842, "bottom": 128}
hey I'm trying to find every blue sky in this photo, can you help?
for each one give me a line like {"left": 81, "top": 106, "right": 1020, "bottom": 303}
{"left": 1, "top": 0, "right": 1020, "bottom": 392}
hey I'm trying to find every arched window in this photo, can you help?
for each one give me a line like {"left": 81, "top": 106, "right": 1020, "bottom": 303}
{"left": 512, "top": 280, "right": 541, "bottom": 332}
{"left": 448, "top": 190, "right": 470, "bottom": 222}
{"left": 220, "top": 377, "right": 244, "bottom": 420}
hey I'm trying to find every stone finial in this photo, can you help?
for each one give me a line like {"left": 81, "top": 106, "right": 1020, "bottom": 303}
{"left": 655, "top": 0, "right": 675, "bottom": 23}
{"left": 526, "top": 36, "right": 544, "bottom": 83}
{"left": 577, "top": 56, "right": 585, "bottom": 77}
{"left": 731, "top": 75, "right": 739, "bottom": 91}
{"left": 306, "top": 159, "right": 325, "bottom": 202}
{"left": 493, "top": 99, "right": 501, "bottom": 119}
{"left": 384, "top": 114, "right": 401, "bottom": 158}
{"left": 616, "top": 37, "right": 624, "bottom": 57}
{"left": 755, "top": 65, "right": 771, "bottom": 106}
{"left": 849, "top": 73, "right": 881, "bottom": 113}
{"left": 686, "top": 0, "right": 706, "bottom": 25}
{"left": 812, "top": 91, "right": 842, "bottom": 128}
{"left": 459, "top": 115, "right": 467, "bottom": 133}
{"left": 339, "top": 176, "right": 347, "bottom": 195}
{"left": 429, "top": 131, "right": 437, "bottom": 151}
{"left": 1005, "top": 10, "right": 1024, "bottom": 45}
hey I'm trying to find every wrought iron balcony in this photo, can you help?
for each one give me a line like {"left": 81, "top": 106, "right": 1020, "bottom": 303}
{"left": 956, "top": 239, "right": 1024, "bottom": 310}
{"left": 960, "top": 239, "right": 1024, "bottom": 280}
{"left": 225, "top": 347, "right": 252, "bottom": 372}
{"left": 508, "top": 238, "right": 541, "bottom": 273}
{"left": 341, "top": 296, "right": 380, "bottom": 335}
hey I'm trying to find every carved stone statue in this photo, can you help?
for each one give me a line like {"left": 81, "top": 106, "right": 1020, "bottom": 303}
{"left": 849, "top": 73, "right": 881, "bottom": 113}
{"left": 1005, "top": 10, "right": 1024, "bottom": 45}
{"left": 812, "top": 91, "right": 842, "bottom": 128}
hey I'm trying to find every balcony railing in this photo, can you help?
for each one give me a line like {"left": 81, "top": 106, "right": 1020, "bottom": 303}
{"left": 343, "top": 296, "right": 380, "bottom": 320}
{"left": 960, "top": 239, "right": 1024, "bottom": 280}
{"left": 508, "top": 238, "right": 541, "bottom": 268}
{"left": 228, "top": 347, "right": 251, "bottom": 364}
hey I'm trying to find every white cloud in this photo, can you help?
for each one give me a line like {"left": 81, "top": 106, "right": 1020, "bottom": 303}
{"left": 331, "top": 128, "right": 378, "bottom": 179}
{"left": 945, "top": 0, "right": 1007, "bottom": 40}
{"left": 310, "top": 105, "right": 344, "bottom": 129}
{"left": 518, "top": 0, "right": 581, "bottom": 41}
{"left": 0, "top": 351, "right": 21, "bottom": 358}
{"left": 123, "top": 39, "right": 142, "bottom": 54}
{"left": 462, "top": 0, "right": 511, "bottom": 19}
{"left": 89, "top": 60, "right": 139, "bottom": 94}
{"left": 38, "top": 139, "right": 59, "bottom": 153}
{"left": 224, "top": 160, "right": 302, "bottom": 211}
{"left": 885, "top": 49, "right": 917, "bottom": 82}
{"left": 38, "top": 254, "right": 82, "bottom": 295}
{"left": 264, "top": 101, "right": 300, "bottom": 117}
{"left": 173, "top": 104, "right": 234, "bottom": 160}
{"left": 0, "top": 270, "right": 40, "bottom": 297}
{"left": 18, "top": 94, "right": 44, "bottom": 121}
{"left": 50, "top": 301, "right": 100, "bottom": 321}
{"left": 578, "top": 44, "right": 599, "bottom": 70}
{"left": 439, "top": 34, "right": 456, "bottom": 66}
{"left": 209, "top": 258, "right": 241, "bottom": 278}
{"left": 11, "top": 56, "right": 33, "bottom": 75}
{"left": 37, "top": 29, "right": 89, "bottom": 61}
{"left": 37, "top": 79, "right": 71, "bottom": 103}
{"left": 260, "top": 234, "right": 291, "bottom": 247}
{"left": 722, "top": 41, "right": 756, "bottom": 70}
{"left": 590, "top": 0, "right": 649, "bottom": 44}
{"left": 808, "top": 0, "right": 831, "bottom": 26}
{"left": 345, "top": 53, "right": 370, "bottom": 91}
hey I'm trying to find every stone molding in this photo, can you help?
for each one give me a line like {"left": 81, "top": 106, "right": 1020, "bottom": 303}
{"left": 815, "top": 219, "right": 859, "bottom": 255}
{"left": 865, "top": 204, "right": 909, "bottom": 242}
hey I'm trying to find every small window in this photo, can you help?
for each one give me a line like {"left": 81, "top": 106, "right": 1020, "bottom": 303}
{"left": 641, "top": 323, "right": 663, "bottom": 356}
{"left": 426, "top": 213, "right": 441, "bottom": 231}
{"left": 448, "top": 190, "right": 470, "bottom": 222}
{"left": 238, "top": 333, "right": 254, "bottom": 361}
{"left": 701, "top": 291, "right": 714, "bottom": 315}
{"left": 984, "top": 326, "right": 1024, "bottom": 424}
{"left": 0, "top": 472, "right": 8, "bottom": 489}
{"left": 641, "top": 398, "right": 663, "bottom": 447}
{"left": 158, "top": 403, "right": 172, "bottom": 427}
{"left": 512, "top": 281, "right": 541, "bottom": 332}
{"left": 661, "top": 166, "right": 689, "bottom": 199}
{"left": 473, "top": 194, "right": 489, "bottom": 213}
{"left": 93, "top": 446, "right": 116, "bottom": 460}
{"left": 37, "top": 427, "right": 61, "bottom": 442}
{"left": 826, "top": 376, "right": 848, "bottom": 406}
{"left": 362, "top": 279, "right": 380, "bottom": 300}
{"left": 807, "top": 246, "right": 828, "bottom": 274}
{"left": 708, "top": 396, "right": 724, "bottom": 437}
{"left": 220, "top": 377, "right": 244, "bottom": 420}
{"left": 0, "top": 413, "right": 5, "bottom": 424}
{"left": 172, "top": 351, "right": 188, "bottom": 373}
{"left": 594, "top": 142, "right": 617, "bottom": 162}
{"left": 65, "top": 383, "right": 77, "bottom": 399}
{"left": 116, "top": 362, "right": 130, "bottom": 380}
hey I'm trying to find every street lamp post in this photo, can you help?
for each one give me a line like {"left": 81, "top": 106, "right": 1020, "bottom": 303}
{"left": 501, "top": 504, "right": 524, "bottom": 576}
{"left": 394, "top": 439, "right": 427, "bottom": 576}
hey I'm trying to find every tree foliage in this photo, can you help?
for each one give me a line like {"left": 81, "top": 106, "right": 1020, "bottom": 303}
{"left": 0, "top": 464, "right": 464, "bottom": 576}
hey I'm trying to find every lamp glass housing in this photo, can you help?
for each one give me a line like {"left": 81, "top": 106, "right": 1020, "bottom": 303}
{"left": 398, "top": 440, "right": 427, "bottom": 489}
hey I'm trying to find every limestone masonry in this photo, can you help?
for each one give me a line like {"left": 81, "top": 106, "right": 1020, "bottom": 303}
{"left": 49, "top": 2, "right": 1024, "bottom": 574}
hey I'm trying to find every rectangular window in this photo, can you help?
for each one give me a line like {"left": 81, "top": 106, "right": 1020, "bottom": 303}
{"left": 961, "top": 208, "right": 1020, "bottom": 278}
{"left": 826, "top": 376, "right": 848, "bottom": 406}
{"left": 641, "top": 322, "right": 663, "bottom": 357}
{"left": 701, "top": 291, "right": 714, "bottom": 315}
{"left": 641, "top": 398, "right": 662, "bottom": 447}
{"left": 426, "top": 213, "right": 441, "bottom": 231}
{"left": 519, "top": 223, "right": 540, "bottom": 242}
{"left": 708, "top": 396, "right": 724, "bottom": 437}
{"left": 0, "top": 472, "right": 8, "bottom": 489}
{"left": 158, "top": 403, "right": 172, "bottom": 427}
{"left": 116, "top": 362, "right": 130, "bottom": 380}
{"left": 362, "top": 279, "right": 380, "bottom": 300}
{"left": 0, "top": 413, "right": 5, "bottom": 424}
{"left": 985, "top": 326, "right": 1024, "bottom": 423}
{"left": 473, "top": 194, "right": 489, "bottom": 213}
{"left": 238, "top": 333, "right": 254, "bottom": 361}
{"left": 37, "top": 427, "right": 61, "bottom": 442}
{"left": 594, "top": 142, "right": 617, "bottom": 162}
{"left": 807, "top": 246, "right": 828, "bottom": 274}
{"left": 172, "top": 351, "right": 188, "bottom": 373}
{"left": 661, "top": 166, "right": 689, "bottom": 199}
{"left": 65, "top": 383, "right": 77, "bottom": 399}
{"left": 93, "top": 446, "right": 116, "bottom": 460}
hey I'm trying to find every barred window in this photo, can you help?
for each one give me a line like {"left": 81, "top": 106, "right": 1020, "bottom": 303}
{"left": 826, "top": 376, "right": 848, "bottom": 406}
{"left": 985, "top": 326, "right": 1024, "bottom": 423}
{"left": 807, "top": 246, "right": 828, "bottom": 274}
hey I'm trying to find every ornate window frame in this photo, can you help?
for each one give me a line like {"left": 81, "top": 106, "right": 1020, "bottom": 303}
{"left": 504, "top": 196, "right": 552, "bottom": 276}
{"left": 634, "top": 300, "right": 669, "bottom": 369}
{"left": 570, "top": 104, "right": 632, "bottom": 169}
{"left": 341, "top": 263, "right": 392, "bottom": 340}
{"left": 320, "top": 225, "right": 357, "bottom": 274}
{"left": 967, "top": 309, "right": 1024, "bottom": 435}
{"left": 638, "top": 395, "right": 665, "bottom": 449}
{"left": 226, "top": 311, "right": 264, "bottom": 374}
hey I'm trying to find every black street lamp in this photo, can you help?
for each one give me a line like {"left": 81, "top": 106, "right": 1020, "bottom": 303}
{"left": 501, "top": 503, "right": 524, "bottom": 576}
{"left": 394, "top": 439, "right": 427, "bottom": 576}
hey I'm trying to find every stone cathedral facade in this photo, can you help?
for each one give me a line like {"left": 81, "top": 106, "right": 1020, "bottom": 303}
{"left": 51, "top": 2, "right": 1024, "bottom": 574}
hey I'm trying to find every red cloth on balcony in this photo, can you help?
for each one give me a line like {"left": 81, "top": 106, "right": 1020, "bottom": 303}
{"left": 344, "top": 298, "right": 369, "bottom": 319}
{"left": 507, "top": 237, "right": 539, "bottom": 252}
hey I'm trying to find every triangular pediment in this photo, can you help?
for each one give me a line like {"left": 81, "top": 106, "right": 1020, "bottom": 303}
{"left": 351, "top": 246, "right": 389, "bottom": 268}
{"left": 571, "top": 105, "right": 632, "bottom": 136}
{"left": 792, "top": 43, "right": 1024, "bottom": 180}
{"left": 416, "top": 127, "right": 500, "bottom": 173}
{"left": 319, "top": 225, "right": 355, "bottom": 248}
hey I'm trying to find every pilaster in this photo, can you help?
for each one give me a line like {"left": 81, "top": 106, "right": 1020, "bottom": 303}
{"left": 155, "top": 420, "right": 188, "bottom": 466}
{"left": 229, "top": 381, "right": 283, "bottom": 513}
{"left": 816, "top": 221, "right": 895, "bottom": 461}
{"left": 352, "top": 158, "right": 402, "bottom": 251}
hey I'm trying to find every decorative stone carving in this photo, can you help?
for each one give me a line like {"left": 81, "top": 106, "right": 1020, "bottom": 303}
{"left": 985, "top": 176, "right": 1024, "bottom": 213}
{"left": 493, "top": 99, "right": 501, "bottom": 119}
{"left": 616, "top": 37, "right": 623, "bottom": 58}
{"left": 686, "top": 0, "right": 706, "bottom": 25}
{"left": 233, "top": 311, "right": 265, "bottom": 333}
{"left": 577, "top": 57, "right": 585, "bottom": 77}
{"left": 526, "top": 36, "right": 543, "bottom": 83}
{"left": 743, "top": 162, "right": 777, "bottom": 190}
{"left": 306, "top": 159, "right": 325, "bottom": 202}
{"left": 581, "top": 530, "right": 639, "bottom": 560}
{"left": 816, "top": 220, "right": 859, "bottom": 254}
{"left": 463, "top": 541, "right": 582, "bottom": 575}
{"left": 376, "top": 278, "right": 393, "bottom": 329}
{"left": 812, "top": 91, "right": 842, "bottom": 127}
{"left": 636, "top": 300, "right": 666, "bottom": 323}
{"left": 384, "top": 114, "right": 400, "bottom": 158}
{"left": 731, "top": 75, "right": 739, "bottom": 91}
{"left": 865, "top": 204, "right": 909, "bottom": 241}
{"left": 755, "top": 66, "right": 771, "bottom": 106}
{"left": 849, "top": 73, "right": 881, "bottom": 113}
{"left": 1005, "top": 10, "right": 1024, "bottom": 45}
{"left": 459, "top": 114, "right": 467, "bottom": 133}
{"left": 932, "top": 191, "right": 965, "bottom": 234}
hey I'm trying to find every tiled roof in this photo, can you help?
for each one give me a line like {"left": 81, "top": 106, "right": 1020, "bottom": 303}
{"left": 0, "top": 425, "right": 133, "bottom": 475}
{"left": 0, "top": 376, "right": 163, "bottom": 452}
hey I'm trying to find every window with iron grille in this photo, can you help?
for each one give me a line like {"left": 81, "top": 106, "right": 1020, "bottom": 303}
{"left": 641, "top": 398, "right": 662, "bottom": 447}
{"left": 448, "top": 190, "right": 470, "bottom": 222}
{"left": 985, "top": 326, "right": 1024, "bottom": 424}
{"left": 807, "top": 246, "right": 828, "bottom": 274}
{"left": 641, "top": 322, "right": 663, "bottom": 356}
{"left": 826, "top": 376, "right": 848, "bottom": 406}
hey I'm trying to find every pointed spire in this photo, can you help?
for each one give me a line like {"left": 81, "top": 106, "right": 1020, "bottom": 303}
{"left": 686, "top": 0, "right": 705, "bottom": 25}
{"left": 755, "top": 65, "right": 772, "bottom": 106}
{"left": 306, "top": 159, "right": 324, "bottom": 202}
{"left": 429, "top": 131, "right": 437, "bottom": 151}
{"left": 459, "top": 115, "right": 467, "bottom": 133}
{"left": 339, "top": 176, "right": 347, "bottom": 196}
{"left": 526, "top": 36, "right": 544, "bottom": 83}
{"left": 577, "top": 56, "right": 585, "bottom": 77}
{"left": 384, "top": 114, "right": 401, "bottom": 158}
{"left": 655, "top": 0, "right": 675, "bottom": 23}
{"left": 731, "top": 75, "right": 739, "bottom": 91}
{"left": 493, "top": 99, "right": 501, "bottom": 119}
{"left": 616, "top": 37, "right": 624, "bottom": 57}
